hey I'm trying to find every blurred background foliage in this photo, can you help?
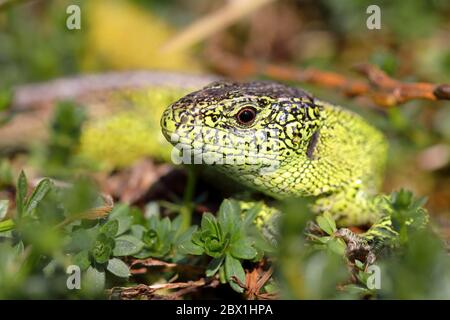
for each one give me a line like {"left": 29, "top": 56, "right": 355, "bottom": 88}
{"left": 0, "top": 0, "right": 449, "bottom": 299}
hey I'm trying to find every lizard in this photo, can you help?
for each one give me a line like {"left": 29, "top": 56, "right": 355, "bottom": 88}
{"left": 160, "top": 80, "right": 418, "bottom": 261}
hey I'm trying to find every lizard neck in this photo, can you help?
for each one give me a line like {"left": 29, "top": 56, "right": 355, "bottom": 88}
{"left": 235, "top": 100, "right": 388, "bottom": 226}
{"left": 310, "top": 101, "right": 388, "bottom": 226}
{"left": 243, "top": 100, "right": 387, "bottom": 198}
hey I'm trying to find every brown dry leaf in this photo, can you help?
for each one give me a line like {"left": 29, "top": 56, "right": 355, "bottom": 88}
{"left": 231, "top": 261, "right": 278, "bottom": 300}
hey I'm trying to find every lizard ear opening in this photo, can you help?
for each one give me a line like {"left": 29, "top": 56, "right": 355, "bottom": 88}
{"left": 306, "top": 130, "right": 320, "bottom": 160}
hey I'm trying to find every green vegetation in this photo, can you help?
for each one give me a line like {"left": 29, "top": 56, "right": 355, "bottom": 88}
{"left": 1, "top": 0, "right": 449, "bottom": 300}
{"left": 1, "top": 168, "right": 448, "bottom": 299}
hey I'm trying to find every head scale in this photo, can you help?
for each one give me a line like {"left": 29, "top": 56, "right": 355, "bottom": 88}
{"left": 161, "top": 81, "right": 323, "bottom": 196}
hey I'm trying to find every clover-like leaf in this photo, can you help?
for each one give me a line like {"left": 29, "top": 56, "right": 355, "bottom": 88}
{"left": 206, "top": 256, "right": 225, "bottom": 277}
{"left": 224, "top": 254, "right": 246, "bottom": 293}
{"left": 391, "top": 189, "right": 414, "bottom": 211}
{"left": 176, "top": 226, "right": 204, "bottom": 255}
{"left": 218, "top": 199, "right": 240, "bottom": 234}
{"left": 100, "top": 220, "right": 119, "bottom": 238}
{"left": 229, "top": 238, "right": 257, "bottom": 260}
{"left": 84, "top": 266, "right": 106, "bottom": 292}
{"left": 316, "top": 212, "right": 337, "bottom": 235}
{"left": 142, "top": 228, "right": 171, "bottom": 258}
{"left": 142, "top": 229, "right": 159, "bottom": 248}
{"left": 201, "top": 212, "right": 219, "bottom": 237}
{"left": 107, "top": 258, "right": 130, "bottom": 278}
{"left": 25, "top": 178, "right": 52, "bottom": 216}
{"left": 113, "top": 235, "right": 144, "bottom": 256}
{"left": 327, "top": 238, "right": 346, "bottom": 256}
{"left": 16, "top": 170, "right": 28, "bottom": 218}
{"left": 73, "top": 250, "right": 91, "bottom": 271}
{"left": 109, "top": 204, "right": 133, "bottom": 236}
{"left": 91, "top": 233, "right": 114, "bottom": 264}
{"left": 204, "top": 234, "right": 227, "bottom": 258}
{"left": 354, "top": 259, "right": 365, "bottom": 270}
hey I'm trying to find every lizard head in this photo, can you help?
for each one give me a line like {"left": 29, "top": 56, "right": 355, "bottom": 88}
{"left": 161, "top": 80, "right": 323, "bottom": 196}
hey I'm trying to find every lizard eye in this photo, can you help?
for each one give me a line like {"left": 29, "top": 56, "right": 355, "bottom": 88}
{"left": 236, "top": 107, "right": 256, "bottom": 125}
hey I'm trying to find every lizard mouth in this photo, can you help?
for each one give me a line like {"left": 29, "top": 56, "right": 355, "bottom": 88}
{"left": 162, "top": 125, "right": 282, "bottom": 170}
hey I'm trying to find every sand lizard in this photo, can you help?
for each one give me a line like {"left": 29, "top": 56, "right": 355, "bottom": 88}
{"left": 160, "top": 80, "right": 419, "bottom": 255}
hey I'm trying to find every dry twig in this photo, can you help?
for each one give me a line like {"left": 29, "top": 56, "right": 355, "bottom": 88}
{"left": 205, "top": 48, "right": 450, "bottom": 108}
{"left": 129, "top": 257, "right": 204, "bottom": 275}
{"left": 161, "top": 0, "right": 277, "bottom": 53}
{"left": 109, "top": 277, "right": 219, "bottom": 300}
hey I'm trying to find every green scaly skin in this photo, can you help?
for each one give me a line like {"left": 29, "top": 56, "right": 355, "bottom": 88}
{"left": 160, "top": 81, "right": 402, "bottom": 256}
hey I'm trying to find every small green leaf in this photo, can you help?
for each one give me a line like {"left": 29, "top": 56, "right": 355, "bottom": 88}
{"left": 109, "top": 203, "right": 130, "bottom": 219}
{"left": 91, "top": 234, "right": 113, "bottom": 264}
{"left": 206, "top": 256, "right": 224, "bottom": 277}
{"left": 171, "top": 215, "right": 183, "bottom": 237}
{"left": 0, "top": 200, "right": 8, "bottom": 220}
{"left": 109, "top": 204, "right": 133, "bottom": 235}
{"left": 392, "top": 189, "right": 413, "bottom": 210}
{"left": 343, "top": 283, "right": 373, "bottom": 296}
{"left": 25, "top": 178, "right": 52, "bottom": 215}
{"left": 84, "top": 266, "right": 106, "bottom": 292}
{"left": 67, "top": 228, "right": 97, "bottom": 252}
{"left": 132, "top": 248, "right": 153, "bottom": 259}
{"left": 159, "top": 217, "right": 171, "bottom": 234}
{"left": 316, "top": 212, "right": 336, "bottom": 235}
{"left": 130, "top": 225, "right": 147, "bottom": 239}
{"left": 218, "top": 199, "right": 240, "bottom": 234}
{"left": 201, "top": 212, "right": 219, "bottom": 236}
{"left": 354, "top": 259, "right": 365, "bottom": 270}
{"left": 219, "top": 265, "right": 226, "bottom": 283}
{"left": 107, "top": 258, "right": 130, "bottom": 278}
{"left": 222, "top": 199, "right": 241, "bottom": 216}
{"left": 248, "top": 228, "right": 276, "bottom": 254}
{"left": 178, "top": 240, "right": 204, "bottom": 255}
{"left": 242, "top": 202, "right": 263, "bottom": 227}
{"left": 177, "top": 228, "right": 204, "bottom": 256}
{"left": 73, "top": 250, "right": 91, "bottom": 271}
{"left": 204, "top": 234, "right": 227, "bottom": 258}
{"left": 224, "top": 254, "right": 245, "bottom": 293}
{"left": 327, "top": 238, "right": 346, "bottom": 256}
{"left": 142, "top": 228, "right": 170, "bottom": 258}
{"left": 314, "top": 236, "right": 331, "bottom": 244}
{"left": 16, "top": 170, "right": 28, "bottom": 218}
{"left": 113, "top": 235, "right": 144, "bottom": 256}
{"left": 142, "top": 229, "right": 159, "bottom": 247}
{"left": 229, "top": 239, "right": 257, "bottom": 260}
{"left": 115, "top": 214, "right": 133, "bottom": 236}
{"left": 100, "top": 220, "right": 119, "bottom": 238}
